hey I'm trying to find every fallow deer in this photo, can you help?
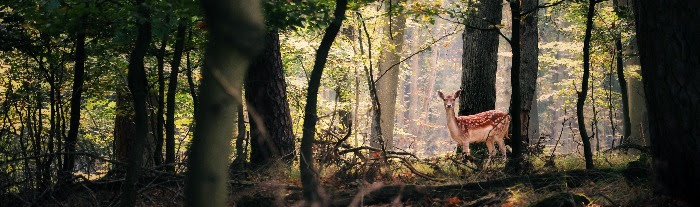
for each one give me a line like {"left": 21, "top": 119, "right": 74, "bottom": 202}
{"left": 438, "top": 89, "right": 511, "bottom": 165}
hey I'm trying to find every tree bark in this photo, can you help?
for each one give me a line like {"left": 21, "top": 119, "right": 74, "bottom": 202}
{"left": 184, "top": 0, "right": 264, "bottom": 206}
{"left": 185, "top": 29, "right": 199, "bottom": 119}
{"left": 114, "top": 87, "right": 134, "bottom": 164}
{"left": 507, "top": 0, "right": 524, "bottom": 171}
{"left": 458, "top": 0, "right": 502, "bottom": 116}
{"left": 165, "top": 20, "right": 186, "bottom": 172}
{"left": 120, "top": 0, "right": 152, "bottom": 205}
{"left": 613, "top": 0, "right": 632, "bottom": 143}
{"left": 232, "top": 104, "right": 247, "bottom": 169}
{"left": 634, "top": 0, "right": 700, "bottom": 205}
{"left": 372, "top": 0, "right": 406, "bottom": 150}
{"left": 300, "top": 0, "right": 347, "bottom": 204}
{"left": 62, "top": 14, "right": 87, "bottom": 181}
{"left": 520, "top": 0, "right": 539, "bottom": 144}
{"left": 245, "top": 29, "right": 295, "bottom": 168}
{"left": 154, "top": 35, "right": 168, "bottom": 167}
{"left": 577, "top": 0, "right": 596, "bottom": 170}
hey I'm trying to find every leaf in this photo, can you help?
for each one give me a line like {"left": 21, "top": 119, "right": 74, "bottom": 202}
{"left": 371, "top": 151, "right": 381, "bottom": 158}
{"left": 445, "top": 197, "right": 461, "bottom": 206}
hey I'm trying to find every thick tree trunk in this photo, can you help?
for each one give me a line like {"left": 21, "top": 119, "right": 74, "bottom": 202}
{"left": 245, "top": 29, "right": 295, "bottom": 167}
{"left": 577, "top": 0, "right": 596, "bottom": 170}
{"left": 520, "top": 0, "right": 539, "bottom": 144}
{"left": 634, "top": 1, "right": 700, "bottom": 205}
{"left": 299, "top": 0, "right": 347, "bottom": 204}
{"left": 459, "top": 0, "right": 502, "bottom": 116}
{"left": 231, "top": 104, "right": 247, "bottom": 169}
{"left": 120, "top": 0, "right": 152, "bottom": 205}
{"left": 165, "top": 20, "right": 186, "bottom": 172}
{"left": 114, "top": 87, "right": 135, "bottom": 164}
{"left": 372, "top": 0, "right": 406, "bottom": 150}
{"left": 184, "top": 0, "right": 264, "bottom": 206}
{"left": 62, "top": 16, "right": 87, "bottom": 181}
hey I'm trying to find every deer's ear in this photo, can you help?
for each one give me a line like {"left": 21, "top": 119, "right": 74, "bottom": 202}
{"left": 454, "top": 90, "right": 462, "bottom": 99}
{"left": 437, "top": 91, "right": 445, "bottom": 100}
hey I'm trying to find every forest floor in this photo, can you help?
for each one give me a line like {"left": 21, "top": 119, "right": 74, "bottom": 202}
{"left": 2, "top": 153, "right": 686, "bottom": 206}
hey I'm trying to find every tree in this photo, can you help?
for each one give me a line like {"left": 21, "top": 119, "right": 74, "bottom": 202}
{"left": 120, "top": 0, "right": 152, "bottom": 205}
{"left": 519, "top": 0, "right": 539, "bottom": 143}
{"left": 372, "top": 0, "right": 406, "bottom": 150}
{"left": 165, "top": 20, "right": 186, "bottom": 172}
{"left": 459, "top": 0, "right": 502, "bottom": 117}
{"left": 576, "top": 0, "right": 597, "bottom": 170}
{"left": 634, "top": 0, "right": 700, "bottom": 205}
{"left": 62, "top": 12, "right": 87, "bottom": 182}
{"left": 153, "top": 31, "right": 168, "bottom": 167}
{"left": 245, "top": 29, "right": 295, "bottom": 168}
{"left": 612, "top": 0, "right": 632, "bottom": 143}
{"left": 507, "top": 0, "right": 524, "bottom": 171}
{"left": 184, "top": 0, "right": 264, "bottom": 206}
{"left": 299, "top": 0, "right": 348, "bottom": 204}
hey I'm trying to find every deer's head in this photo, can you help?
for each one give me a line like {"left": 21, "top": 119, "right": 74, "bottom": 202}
{"left": 438, "top": 89, "right": 461, "bottom": 109}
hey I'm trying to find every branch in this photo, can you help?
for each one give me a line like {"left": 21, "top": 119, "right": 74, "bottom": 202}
{"left": 374, "top": 27, "right": 463, "bottom": 83}
{"left": 520, "top": 0, "right": 568, "bottom": 17}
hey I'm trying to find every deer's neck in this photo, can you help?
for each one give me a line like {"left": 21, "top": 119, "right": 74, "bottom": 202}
{"left": 445, "top": 108, "right": 463, "bottom": 139}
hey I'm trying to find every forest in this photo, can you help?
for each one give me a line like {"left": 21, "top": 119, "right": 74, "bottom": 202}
{"left": 0, "top": 0, "right": 698, "bottom": 206}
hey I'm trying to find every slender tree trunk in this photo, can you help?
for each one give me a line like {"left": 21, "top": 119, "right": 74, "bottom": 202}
{"left": 372, "top": 0, "right": 406, "bottom": 150}
{"left": 459, "top": 0, "right": 502, "bottom": 116}
{"left": 154, "top": 35, "right": 168, "bottom": 167}
{"left": 520, "top": 0, "right": 539, "bottom": 144}
{"left": 245, "top": 29, "right": 295, "bottom": 167}
{"left": 165, "top": 20, "right": 186, "bottom": 172}
{"left": 62, "top": 15, "right": 87, "bottom": 181}
{"left": 120, "top": 0, "right": 152, "bottom": 205}
{"left": 613, "top": 0, "right": 632, "bottom": 143}
{"left": 184, "top": 0, "right": 264, "bottom": 206}
{"left": 300, "top": 0, "right": 347, "bottom": 204}
{"left": 577, "top": 0, "right": 596, "bottom": 170}
{"left": 634, "top": 1, "right": 700, "bottom": 205}
{"left": 185, "top": 29, "right": 199, "bottom": 119}
{"left": 507, "top": 0, "right": 524, "bottom": 171}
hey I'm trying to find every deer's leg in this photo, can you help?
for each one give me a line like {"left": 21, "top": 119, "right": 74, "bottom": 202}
{"left": 462, "top": 141, "right": 471, "bottom": 156}
{"left": 497, "top": 138, "right": 507, "bottom": 160}
{"left": 485, "top": 140, "right": 496, "bottom": 167}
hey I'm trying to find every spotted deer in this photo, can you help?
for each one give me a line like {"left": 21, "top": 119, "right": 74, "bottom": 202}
{"left": 438, "top": 89, "right": 511, "bottom": 165}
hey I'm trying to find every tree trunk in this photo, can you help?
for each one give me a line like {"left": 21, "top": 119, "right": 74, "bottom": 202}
{"left": 507, "top": 0, "right": 524, "bottom": 171}
{"left": 185, "top": 29, "right": 199, "bottom": 119}
{"left": 62, "top": 15, "right": 87, "bottom": 182}
{"left": 245, "top": 29, "right": 295, "bottom": 168}
{"left": 458, "top": 0, "right": 502, "bottom": 116}
{"left": 154, "top": 36, "right": 168, "bottom": 167}
{"left": 520, "top": 0, "right": 539, "bottom": 144}
{"left": 372, "top": 0, "right": 406, "bottom": 150}
{"left": 114, "top": 87, "right": 135, "bottom": 164}
{"left": 232, "top": 104, "right": 247, "bottom": 169}
{"left": 165, "top": 20, "right": 186, "bottom": 172}
{"left": 299, "top": 0, "right": 347, "bottom": 204}
{"left": 184, "top": 0, "right": 264, "bottom": 206}
{"left": 613, "top": 0, "right": 632, "bottom": 144}
{"left": 634, "top": 1, "right": 700, "bottom": 205}
{"left": 120, "top": 0, "right": 152, "bottom": 205}
{"left": 577, "top": 0, "right": 596, "bottom": 170}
